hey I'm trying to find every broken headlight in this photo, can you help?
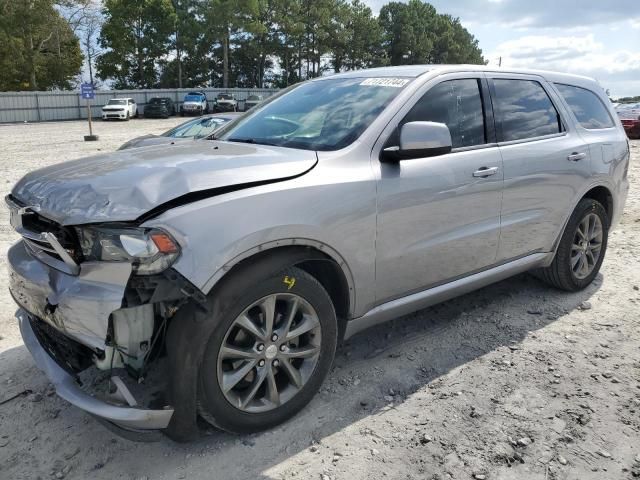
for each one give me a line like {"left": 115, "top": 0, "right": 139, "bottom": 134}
{"left": 75, "top": 226, "right": 180, "bottom": 275}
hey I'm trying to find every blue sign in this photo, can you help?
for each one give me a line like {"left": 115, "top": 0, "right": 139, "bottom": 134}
{"left": 80, "top": 83, "right": 95, "bottom": 100}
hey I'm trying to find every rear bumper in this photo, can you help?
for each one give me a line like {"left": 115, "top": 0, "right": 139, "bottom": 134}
{"left": 17, "top": 309, "right": 174, "bottom": 432}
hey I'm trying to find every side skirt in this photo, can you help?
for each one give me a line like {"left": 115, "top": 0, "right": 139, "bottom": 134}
{"left": 344, "top": 252, "right": 553, "bottom": 339}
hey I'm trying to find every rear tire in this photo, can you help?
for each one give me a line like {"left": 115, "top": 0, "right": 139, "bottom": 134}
{"left": 534, "top": 198, "right": 608, "bottom": 291}
{"left": 198, "top": 266, "right": 337, "bottom": 434}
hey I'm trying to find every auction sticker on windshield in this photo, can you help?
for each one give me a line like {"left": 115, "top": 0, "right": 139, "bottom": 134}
{"left": 360, "top": 78, "right": 409, "bottom": 87}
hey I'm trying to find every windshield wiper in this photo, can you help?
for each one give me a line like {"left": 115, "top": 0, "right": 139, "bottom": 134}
{"left": 226, "top": 138, "right": 278, "bottom": 146}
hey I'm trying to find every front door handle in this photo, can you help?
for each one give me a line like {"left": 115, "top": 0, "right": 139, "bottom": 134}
{"left": 472, "top": 166, "right": 499, "bottom": 178}
{"left": 567, "top": 152, "right": 587, "bottom": 162}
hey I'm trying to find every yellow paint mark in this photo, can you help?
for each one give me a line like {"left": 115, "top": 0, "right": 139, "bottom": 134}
{"left": 283, "top": 276, "right": 296, "bottom": 290}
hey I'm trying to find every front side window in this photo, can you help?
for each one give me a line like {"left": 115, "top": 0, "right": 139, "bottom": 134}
{"left": 402, "top": 79, "right": 486, "bottom": 148}
{"left": 218, "top": 77, "right": 410, "bottom": 151}
{"left": 555, "top": 83, "right": 614, "bottom": 129}
{"left": 492, "top": 79, "right": 562, "bottom": 142}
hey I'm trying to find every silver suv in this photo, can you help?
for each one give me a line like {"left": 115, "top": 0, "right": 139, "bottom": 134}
{"left": 7, "top": 66, "right": 630, "bottom": 440}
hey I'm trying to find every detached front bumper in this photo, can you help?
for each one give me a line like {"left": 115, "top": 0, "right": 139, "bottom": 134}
{"left": 17, "top": 309, "right": 174, "bottom": 432}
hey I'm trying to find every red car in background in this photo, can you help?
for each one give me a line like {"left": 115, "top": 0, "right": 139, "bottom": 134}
{"left": 616, "top": 103, "right": 640, "bottom": 139}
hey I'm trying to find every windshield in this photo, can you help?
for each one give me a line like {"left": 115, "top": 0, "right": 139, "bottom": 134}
{"left": 149, "top": 98, "right": 168, "bottom": 104}
{"left": 184, "top": 94, "right": 203, "bottom": 102}
{"left": 218, "top": 94, "right": 233, "bottom": 100}
{"left": 163, "top": 116, "right": 231, "bottom": 139}
{"left": 247, "top": 95, "right": 261, "bottom": 101}
{"left": 107, "top": 99, "right": 127, "bottom": 105}
{"left": 217, "top": 77, "right": 410, "bottom": 151}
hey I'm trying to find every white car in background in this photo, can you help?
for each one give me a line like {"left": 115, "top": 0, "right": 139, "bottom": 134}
{"left": 101, "top": 98, "right": 137, "bottom": 120}
{"left": 244, "top": 94, "right": 263, "bottom": 111}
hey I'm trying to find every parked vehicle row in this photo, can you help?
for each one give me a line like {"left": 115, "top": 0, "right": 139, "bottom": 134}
{"left": 8, "top": 65, "right": 628, "bottom": 442}
{"left": 101, "top": 92, "right": 262, "bottom": 121}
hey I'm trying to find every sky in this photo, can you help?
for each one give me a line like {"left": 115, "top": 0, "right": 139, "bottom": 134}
{"left": 365, "top": 0, "right": 640, "bottom": 98}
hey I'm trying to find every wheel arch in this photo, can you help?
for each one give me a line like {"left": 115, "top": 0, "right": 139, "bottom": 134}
{"left": 549, "top": 182, "right": 615, "bottom": 261}
{"left": 582, "top": 185, "right": 613, "bottom": 226}
{"left": 203, "top": 241, "right": 355, "bottom": 340}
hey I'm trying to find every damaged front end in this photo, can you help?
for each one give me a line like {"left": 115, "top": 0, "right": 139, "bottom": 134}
{"left": 7, "top": 195, "right": 204, "bottom": 437}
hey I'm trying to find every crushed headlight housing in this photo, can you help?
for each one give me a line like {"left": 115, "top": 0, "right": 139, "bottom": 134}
{"left": 75, "top": 226, "right": 180, "bottom": 275}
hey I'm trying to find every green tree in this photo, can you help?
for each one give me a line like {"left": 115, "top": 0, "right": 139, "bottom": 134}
{"left": 0, "top": 0, "right": 83, "bottom": 91}
{"left": 379, "top": 0, "right": 484, "bottom": 66}
{"left": 202, "top": 0, "right": 257, "bottom": 88}
{"left": 330, "top": 0, "right": 385, "bottom": 73}
{"left": 96, "top": 0, "right": 176, "bottom": 88}
{"left": 271, "top": 0, "right": 304, "bottom": 86}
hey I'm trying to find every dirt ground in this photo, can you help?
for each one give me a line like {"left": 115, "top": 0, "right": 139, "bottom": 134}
{"left": 0, "top": 119, "right": 638, "bottom": 480}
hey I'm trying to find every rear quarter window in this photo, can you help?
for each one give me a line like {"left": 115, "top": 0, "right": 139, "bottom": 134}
{"left": 555, "top": 83, "right": 615, "bottom": 129}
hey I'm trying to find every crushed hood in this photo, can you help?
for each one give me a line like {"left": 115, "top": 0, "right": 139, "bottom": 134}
{"left": 12, "top": 141, "right": 317, "bottom": 225}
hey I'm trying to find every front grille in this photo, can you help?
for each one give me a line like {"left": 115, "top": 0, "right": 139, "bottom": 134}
{"left": 7, "top": 195, "right": 82, "bottom": 274}
{"left": 30, "top": 315, "right": 94, "bottom": 374}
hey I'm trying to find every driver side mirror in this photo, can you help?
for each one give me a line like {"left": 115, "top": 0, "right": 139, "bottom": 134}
{"left": 381, "top": 121, "right": 452, "bottom": 162}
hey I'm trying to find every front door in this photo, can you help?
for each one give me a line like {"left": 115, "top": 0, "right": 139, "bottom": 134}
{"left": 375, "top": 75, "right": 504, "bottom": 304}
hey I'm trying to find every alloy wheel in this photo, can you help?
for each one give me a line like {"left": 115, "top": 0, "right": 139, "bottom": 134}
{"left": 571, "top": 212, "right": 603, "bottom": 279}
{"left": 216, "top": 293, "right": 322, "bottom": 413}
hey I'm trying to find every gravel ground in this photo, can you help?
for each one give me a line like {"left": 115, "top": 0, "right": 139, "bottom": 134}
{"left": 0, "top": 120, "right": 638, "bottom": 480}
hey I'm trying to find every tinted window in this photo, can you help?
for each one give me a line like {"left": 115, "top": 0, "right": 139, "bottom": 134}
{"left": 493, "top": 79, "right": 562, "bottom": 141}
{"left": 555, "top": 83, "right": 614, "bottom": 129}
{"left": 403, "top": 79, "right": 486, "bottom": 148}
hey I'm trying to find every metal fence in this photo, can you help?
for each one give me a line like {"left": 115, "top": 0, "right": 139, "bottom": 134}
{"left": 0, "top": 88, "right": 279, "bottom": 123}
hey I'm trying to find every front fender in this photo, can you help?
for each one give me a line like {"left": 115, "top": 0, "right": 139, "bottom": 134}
{"left": 143, "top": 169, "right": 378, "bottom": 318}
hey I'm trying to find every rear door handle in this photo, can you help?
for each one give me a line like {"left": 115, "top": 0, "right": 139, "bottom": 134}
{"left": 567, "top": 152, "right": 587, "bottom": 162}
{"left": 472, "top": 166, "right": 499, "bottom": 178}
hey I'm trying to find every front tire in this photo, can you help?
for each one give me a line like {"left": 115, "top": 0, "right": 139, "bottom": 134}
{"left": 535, "top": 198, "right": 609, "bottom": 291}
{"left": 198, "top": 267, "right": 337, "bottom": 434}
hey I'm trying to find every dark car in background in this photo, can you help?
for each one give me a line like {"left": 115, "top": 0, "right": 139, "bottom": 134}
{"left": 213, "top": 93, "right": 237, "bottom": 112}
{"left": 180, "top": 92, "right": 209, "bottom": 116}
{"left": 117, "top": 112, "right": 241, "bottom": 150}
{"left": 144, "top": 97, "right": 175, "bottom": 118}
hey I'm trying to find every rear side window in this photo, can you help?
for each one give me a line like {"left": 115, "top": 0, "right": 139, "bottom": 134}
{"left": 492, "top": 79, "right": 562, "bottom": 142}
{"left": 403, "top": 79, "right": 486, "bottom": 148}
{"left": 555, "top": 83, "right": 614, "bottom": 129}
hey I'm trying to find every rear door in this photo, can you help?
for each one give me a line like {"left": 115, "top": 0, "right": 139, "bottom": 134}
{"left": 488, "top": 74, "right": 591, "bottom": 262}
{"left": 374, "top": 74, "right": 504, "bottom": 304}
